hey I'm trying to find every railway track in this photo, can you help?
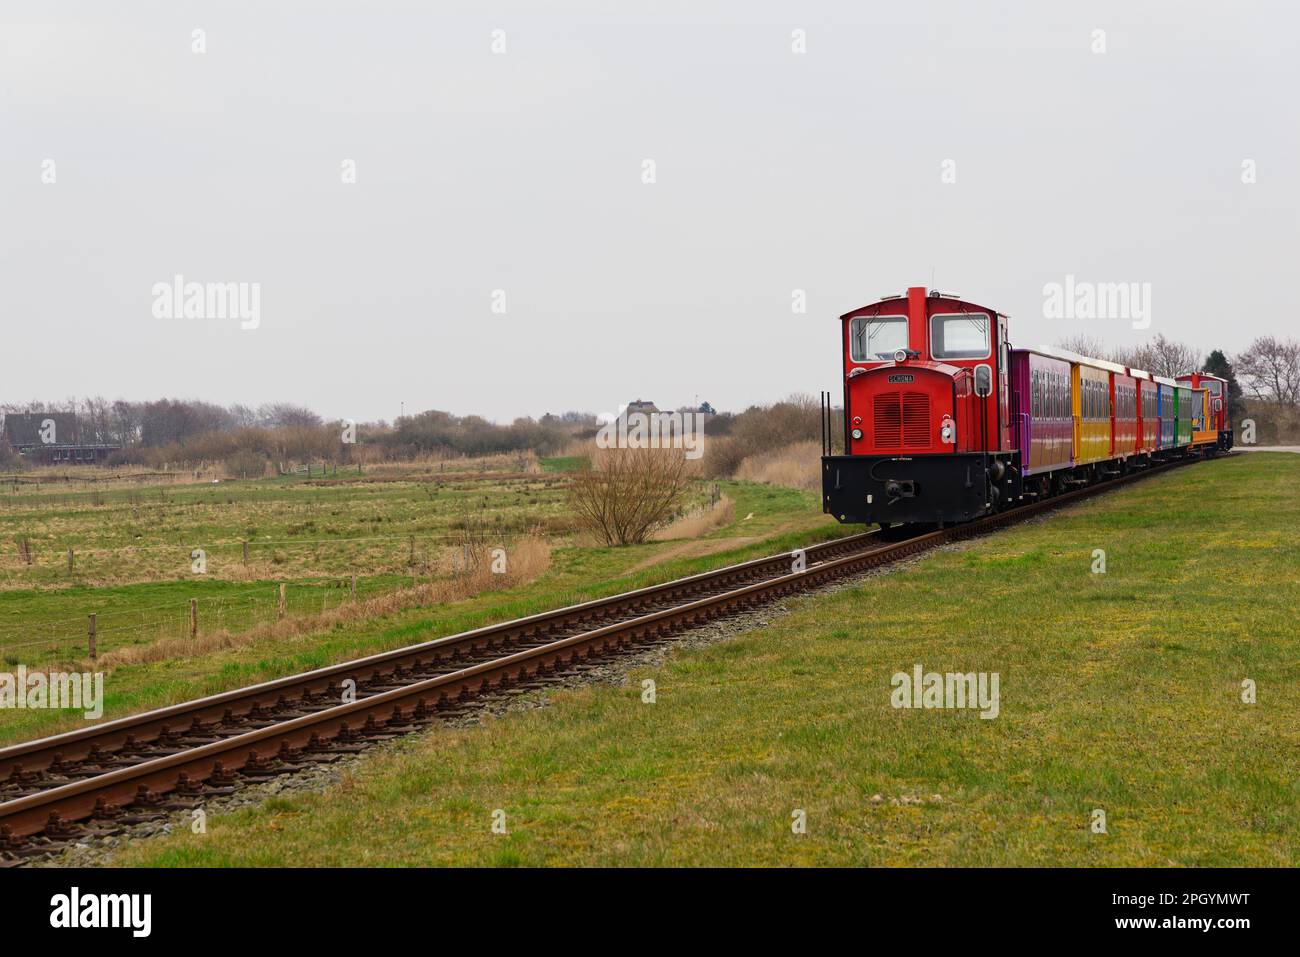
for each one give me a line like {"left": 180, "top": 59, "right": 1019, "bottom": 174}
{"left": 0, "top": 454, "right": 1213, "bottom": 864}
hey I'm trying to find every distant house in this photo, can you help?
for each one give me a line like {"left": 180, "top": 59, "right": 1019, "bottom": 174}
{"left": 625, "top": 398, "right": 659, "bottom": 415}
{"left": 1, "top": 413, "right": 120, "bottom": 465}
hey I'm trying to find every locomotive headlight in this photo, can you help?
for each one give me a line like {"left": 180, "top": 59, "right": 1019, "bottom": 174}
{"left": 940, "top": 417, "right": 955, "bottom": 444}
{"left": 851, "top": 428, "right": 863, "bottom": 440}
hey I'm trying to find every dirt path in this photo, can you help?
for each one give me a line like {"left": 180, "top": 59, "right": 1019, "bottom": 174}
{"left": 625, "top": 536, "right": 762, "bottom": 575}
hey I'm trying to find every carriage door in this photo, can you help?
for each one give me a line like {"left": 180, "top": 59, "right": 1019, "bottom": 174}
{"left": 997, "top": 316, "right": 1011, "bottom": 451}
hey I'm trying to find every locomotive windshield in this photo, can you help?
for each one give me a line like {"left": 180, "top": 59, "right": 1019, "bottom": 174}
{"left": 850, "top": 315, "right": 907, "bottom": 361}
{"left": 930, "top": 313, "right": 990, "bottom": 360}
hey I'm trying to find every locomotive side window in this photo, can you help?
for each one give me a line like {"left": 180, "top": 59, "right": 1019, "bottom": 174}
{"left": 930, "top": 313, "right": 990, "bottom": 360}
{"left": 849, "top": 315, "right": 908, "bottom": 362}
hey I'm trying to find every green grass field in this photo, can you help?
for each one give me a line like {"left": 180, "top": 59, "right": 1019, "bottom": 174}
{"left": 0, "top": 476, "right": 842, "bottom": 745}
{"left": 111, "top": 452, "right": 1300, "bottom": 867}
{"left": 0, "top": 467, "right": 581, "bottom": 664}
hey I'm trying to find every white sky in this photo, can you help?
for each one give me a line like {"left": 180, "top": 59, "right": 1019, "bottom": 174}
{"left": 2, "top": 0, "right": 1296, "bottom": 422}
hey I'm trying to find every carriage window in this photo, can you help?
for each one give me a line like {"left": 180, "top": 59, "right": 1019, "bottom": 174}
{"left": 930, "top": 313, "right": 990, "bottom": 360}
{"left": 849, "top": 316, "right": 908, "bottom": 362}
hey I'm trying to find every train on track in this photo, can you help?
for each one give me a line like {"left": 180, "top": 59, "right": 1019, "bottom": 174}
{"left": 821, "top": 287, "right": 1231, "bottom": 529}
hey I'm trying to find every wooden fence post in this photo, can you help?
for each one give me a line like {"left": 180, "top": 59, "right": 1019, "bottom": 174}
{"left": 190, "top": 598, "right": 198, "bottom": 638}
{"left": 350, "top": 573, "right": 357, "bottom": 601}
{"left": 278, "top": 583, "right": 286, "bottom": 619}
{"left": 88, "top": 614, "right": 97, "bottom": 660}
{"left": 242, "top": 540, "right": 249, "bottom": 565}
{"left": 67, "top": 547, "right": 74, "bottom": 574}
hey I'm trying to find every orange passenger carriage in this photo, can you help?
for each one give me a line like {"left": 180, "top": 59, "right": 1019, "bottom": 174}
{"left": 1176, "top": 372, "right": 1233, "bottom": 451}
{"left": 822, "top": 286, "right": 1226, "bottom": 530}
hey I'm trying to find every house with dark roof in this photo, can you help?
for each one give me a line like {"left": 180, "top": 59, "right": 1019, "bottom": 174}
{"left": 1, "top": 413, "right": 120, "bottom": 464}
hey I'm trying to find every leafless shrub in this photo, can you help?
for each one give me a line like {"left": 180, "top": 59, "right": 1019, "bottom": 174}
{"left": 568, "top": 447, "right": 691, "bottom": 545}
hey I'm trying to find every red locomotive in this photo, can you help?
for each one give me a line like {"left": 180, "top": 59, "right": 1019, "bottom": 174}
{"left": 821, "top": 287, "right": 1227, "bottom": 529}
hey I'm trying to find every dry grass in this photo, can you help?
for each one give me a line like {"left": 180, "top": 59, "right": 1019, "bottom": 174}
{"left": 651, "top": 495, "right": 734, "bottom": 541}
{"left": 733, "top": 440, "right": 821, "bottom": 492}
{"left": 98, "top": 536, "right": 552, "bottom": 668}
{"left": 0, "top": 465, "right": 215, "bottom": 491}
{"left": 358, "top": 450, "right": 542, "bottom": 478}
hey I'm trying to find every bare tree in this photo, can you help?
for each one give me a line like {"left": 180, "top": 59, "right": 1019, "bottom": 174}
{"left": 568, "top": 448, "right": 691, "bottom": 545}
{"left": 1054, "top": 335, "right": 1111, "bottom": 360}
{"left": 258, "top": 402, "right": 323, "bottom": 429}
{"left": 1098, "top": 334, "right": 1199, "bottom": 377}
{"left": 110, "top": 400, "right": 143, "bottom": 446}
{"left": 81, "top": 395, "right": 113, "bottom": 444}
{"left": 1235, "top": 336, "right": 1300, "bottom": 406}
{"left": 1055, "top": 333, "right": 1201, "bottom": 377}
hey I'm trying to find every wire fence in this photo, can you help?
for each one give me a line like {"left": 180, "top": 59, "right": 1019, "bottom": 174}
{"left": 0, "top": 574, "right": 420, "bottom": 668}
{"left": 0, "top": 528, "right": 535, "bottom": 667}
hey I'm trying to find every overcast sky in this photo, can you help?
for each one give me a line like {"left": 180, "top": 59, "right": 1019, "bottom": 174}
{"left": 2, "top": 1, "right": 1295, "bottom": 422}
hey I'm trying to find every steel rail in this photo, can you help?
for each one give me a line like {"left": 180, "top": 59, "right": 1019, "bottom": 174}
{"left": 0, "top": 531, "right": 879, "bottom": 782}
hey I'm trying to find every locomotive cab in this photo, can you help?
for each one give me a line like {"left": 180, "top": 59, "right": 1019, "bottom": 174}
{"left": 823, "top": 287, "right": 1020, "bottom": 527}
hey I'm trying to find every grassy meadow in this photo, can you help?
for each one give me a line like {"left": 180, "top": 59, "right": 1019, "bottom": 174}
{"left": 0, "top": 462, "right": 575, "bottom": 645}
{"left": 0, "top": 460, "right": 844, "bottom": 745}
{"left": 109, "top": 452, "right": 1299, "bottom": 867}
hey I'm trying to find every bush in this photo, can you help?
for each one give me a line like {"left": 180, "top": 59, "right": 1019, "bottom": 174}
{"left": 568, "top": 448, "right": 691, "bottom": 545}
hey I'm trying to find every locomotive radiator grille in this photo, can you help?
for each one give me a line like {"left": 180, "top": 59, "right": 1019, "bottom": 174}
{"left": 902, "top": 392, "right": 930, "bottom": 446}
{"left": 873, "top": 391, "right": 931, "bottom": 448}
{"left": 873, "top": 393, "right": 902, "bottom": 446}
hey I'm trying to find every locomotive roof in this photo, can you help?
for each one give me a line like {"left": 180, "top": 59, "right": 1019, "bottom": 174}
{"left": 840, "top": 289, "right": 1007, "bottom": 320}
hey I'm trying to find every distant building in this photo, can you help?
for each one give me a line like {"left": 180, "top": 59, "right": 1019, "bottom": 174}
{"left": 625, "top": 399, "right": 659, "bottom": 415}
{"left": 1, "top": 413, "right": 120, "bottom": 465}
